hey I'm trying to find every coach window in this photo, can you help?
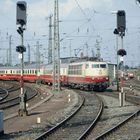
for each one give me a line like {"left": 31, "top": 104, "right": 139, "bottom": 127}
{"left": 63, "top": 68, "right": 65, "bottom": 74}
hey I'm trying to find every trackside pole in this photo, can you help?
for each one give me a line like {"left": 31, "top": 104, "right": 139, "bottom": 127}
{"left": 119, "top": 56, "right": 125, "bottom": 106}
{"left": 116, "top": 10, "right": 126, "bottom": 107}
{"left": 16, "top": 1, "right": 28, "bottom": 116}
{"left": 119, "top": 36, "right": 125, "bottom": 107}
{"left": 18, "top": 27, "right": 28, "bottom": 116}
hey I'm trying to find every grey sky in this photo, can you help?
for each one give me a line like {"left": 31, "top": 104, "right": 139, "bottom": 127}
{"left": 0, "top": 0, "right": 140, "bottom": 67}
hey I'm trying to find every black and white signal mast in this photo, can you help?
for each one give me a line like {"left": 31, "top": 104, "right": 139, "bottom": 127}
{"left": 16, "top": 1, "right": 28, "bottom": 116}
{"left": 117, "top": 10, "right": 127, "bottom": 106}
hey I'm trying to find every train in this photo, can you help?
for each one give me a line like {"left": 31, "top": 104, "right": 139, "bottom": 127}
{"left": 0, "top": 57, "right": 113, "bottom": 91}
{"left": 126, "top": 71, "right": 134, "bottom": 79}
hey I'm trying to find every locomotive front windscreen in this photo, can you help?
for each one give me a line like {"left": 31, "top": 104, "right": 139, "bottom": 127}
{"left": 100, "top": 64, "right": 107, "bottom": 68}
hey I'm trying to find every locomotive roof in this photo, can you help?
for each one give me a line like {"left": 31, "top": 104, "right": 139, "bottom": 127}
{"left": 69, "top": 60, "right": 107, "bottom": 65}
{"left": 70, "top": 57, "right": 103, "bottom": 63}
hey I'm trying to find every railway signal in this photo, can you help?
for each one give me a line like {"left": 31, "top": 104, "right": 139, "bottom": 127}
{"left": 117, "top": 49, "right": 127, "bottom": 56}
{"left": 117, "top": 10, "right": 126, "bottom": 34}
{"left": 16, "top": 45, "right": 26, "bottom": 53}
{"left": 16, "top": 1, "right": 27, "bottom": 26}
{"left": 16, "top": 1, "right": 28, "bottom": 116}
{"left": 113, "top": 10, "right": 126, "bottom": 106}
{"left": 113, "top": 28, "right": 119, "bottom": 35}
{"left": 136, "top": 0, "right": 140, "bottom": 4}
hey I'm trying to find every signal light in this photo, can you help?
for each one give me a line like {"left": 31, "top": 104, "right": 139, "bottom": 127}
{"left": 113, "top": 28, "right": 119, "bottom": 35}
{"left": 117, "top": 10, "right": 126, "bottom": 33}
{"left": 136, "top": 0, "right": 140, "bottom": 4}
{"left": 117, "top": 49, "right": 127, "bottom": 56}
{"left": 16, "top": 46, "right": 26, "bottom": 53}
{"left": 16, "top": 1, "right": 27, "bottom": 26}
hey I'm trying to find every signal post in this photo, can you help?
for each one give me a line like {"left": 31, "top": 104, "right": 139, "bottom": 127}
{"left": 116, "top": 10, "right": 127, "bottom": 107}
{"left": 16, "top": 1, "right": 28, "bottom": 116}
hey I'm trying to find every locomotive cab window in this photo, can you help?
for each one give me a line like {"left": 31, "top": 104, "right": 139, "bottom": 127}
{"left": 100, "top": 64, "right": 107, "bottom": 68}
{"left": 86, "top": 64, "right": 89, "bottom": 69}
{"left": 92, "top": 64, "right": 99, "bottom": 68}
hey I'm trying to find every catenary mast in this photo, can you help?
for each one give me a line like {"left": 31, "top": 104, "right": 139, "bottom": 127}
{"left": 52, "top": 0, "right": 60, "bottom": 92}
{"left": 48, "top": 15, "right": 53, "bottom": 64}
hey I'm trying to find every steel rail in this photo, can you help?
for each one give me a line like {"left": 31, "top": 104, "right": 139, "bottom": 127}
{"left": 0, "top": 87, "right": 37, "bottom": 109}
{"left": 34, "top": 95, "right": 85, "bottom": 140}
{"left": 0, "top": 88, "right": 9, "bottom": 101}
{"left": 0, "top": 82, "right": 20, "bottom": 102}
{"left": 78, "top": 94, "right": 104, "bottom": 140}
{"left": 94, "top": 109, "right": 140, "bottom": 140}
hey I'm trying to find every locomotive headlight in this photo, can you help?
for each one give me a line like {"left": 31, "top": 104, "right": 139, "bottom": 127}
{"left": 92, "top": 77, "right": 95, "bottom": 80}
{"left": 106, "top": 77, "right": 109, "bottom": 80}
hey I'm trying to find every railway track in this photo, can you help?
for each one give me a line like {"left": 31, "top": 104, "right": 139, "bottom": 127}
{"left": 0, "top": 82, "right": 37, "bottom": 110}
{"left": 124, "top": 78, "right": 140, "bottom": 91}
{"left": 0, "top": 82, "right": 20, "bottom": 102}
{"left": 83, "top": 81, "right": 140, "bottom": 140}
{"left": 1, "top": 81, "right": 139, "bottom": 140}
{"left": 0, "top": 88, "right": 9, "bottom": 101}
{"left": 34, "top": 91, "right": 103, "bottom": 140}
{"left": 94, "top": 109, "right": 140, "bottom": 140}
{"left": 83, "top": 92, "right": 140, "bottom": 140}
{"left": 0, "top": 82, "right": 21, "bottom": 108}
